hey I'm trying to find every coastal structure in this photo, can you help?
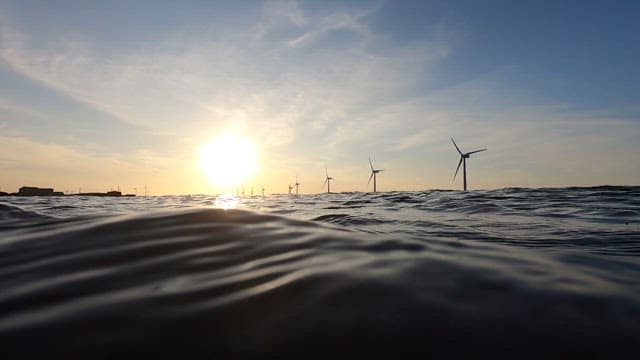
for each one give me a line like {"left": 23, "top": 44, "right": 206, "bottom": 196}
{"left": 3, "top": 186, "right": 134, "bottom": 197}
{"left": 71, "top": 191, "right": 124, "bottom": 197}
{"left": 18, "top": 186, "right": 64, "bottom": 196}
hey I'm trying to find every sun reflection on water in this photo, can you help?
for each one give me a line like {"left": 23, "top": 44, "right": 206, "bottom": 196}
{"left": 214, "top": 194, "right": 239, "bottom": 210}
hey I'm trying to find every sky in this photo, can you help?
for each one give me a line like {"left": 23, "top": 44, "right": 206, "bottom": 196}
{"left": 0, "top": 0, "right": 639, "bottom": 195}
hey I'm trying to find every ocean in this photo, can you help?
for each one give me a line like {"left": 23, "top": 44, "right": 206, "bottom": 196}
{"left": 1, "top": 186, "right": 639, "bottom": 358}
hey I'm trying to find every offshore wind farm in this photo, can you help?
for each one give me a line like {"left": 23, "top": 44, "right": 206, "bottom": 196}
{"left": 1, "top": 1, "right": 640, "bottom": 359}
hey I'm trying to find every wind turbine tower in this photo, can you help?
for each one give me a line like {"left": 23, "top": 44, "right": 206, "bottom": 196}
{"left": 451, "top": 137, "right": 487, "bottom": 191}
{"left": 368, "top": 157, "right": 384, "bottom": 193}
{"left": 323, "top": 167, "right": 334, "bottom": 194}
{"left": 294, "top": 175, "right": 301, "bottom": 195}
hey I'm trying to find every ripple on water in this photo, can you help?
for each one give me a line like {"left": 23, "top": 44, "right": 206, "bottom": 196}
{"left": 1, "top": 188, "right": 640, "bottom": 357}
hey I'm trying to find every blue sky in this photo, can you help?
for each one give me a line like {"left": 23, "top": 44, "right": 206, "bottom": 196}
{"left": 0, "top": 0, "right": 638, "bottom": 194}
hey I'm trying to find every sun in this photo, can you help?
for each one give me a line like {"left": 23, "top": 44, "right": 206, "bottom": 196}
{"left": 200, "top": 133, "right": 258, "bottom": 188}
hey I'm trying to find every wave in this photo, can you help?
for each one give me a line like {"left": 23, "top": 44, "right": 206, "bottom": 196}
{"left": 1, "top": 188, "right": 640, "bottom": 357}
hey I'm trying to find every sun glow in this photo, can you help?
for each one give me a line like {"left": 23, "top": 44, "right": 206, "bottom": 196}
{"left": 200, "top": 133, "right": 258, "bottom": 188}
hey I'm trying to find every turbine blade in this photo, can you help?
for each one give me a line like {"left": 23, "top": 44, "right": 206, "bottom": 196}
{"left": 451, "top": 137, "right": 463, "bottom": 155}
{"left": 368, "top": 172, "right": 374, "bottom": 185}
{"left": 325, "top": 167, "right": 328, "bottom": 178}
{"left": 467, "top": 148, "right": 488, "bottom": 155}
{"left": 323, "top": 178, "right": 327, "bottom": 186}
{"left": 453, "top": 157, "right": 463, "bottom": 180}
{"left": 369, "top": 157, "right": 374, "bottom": 170}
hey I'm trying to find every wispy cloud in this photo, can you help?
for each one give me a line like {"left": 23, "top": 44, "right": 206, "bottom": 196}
{"left": 0, "top": 0, "right": 451, "bottom": 150}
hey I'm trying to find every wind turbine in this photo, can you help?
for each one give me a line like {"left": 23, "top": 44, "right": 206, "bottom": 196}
{"left": 288, "top": 183, "right": 293, "bottom": 194}
{"left": 451, "top": 137, "right": 487, "bottom": 191}
{"left": 323, "top": 167, "right": 334, "bottom": 194}
{"left": 368, "top": 157, "right": 384, "bottom": 193}
{"left": 294, "top": 174, "right": 301, "bottom": 195}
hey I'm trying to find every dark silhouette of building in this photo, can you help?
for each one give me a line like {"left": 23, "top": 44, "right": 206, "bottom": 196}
{"left": 71, "top": 191, "right": 123, "bottom": 197}
{"left": 18, "top": 186, "right": 64, "bottom": 196}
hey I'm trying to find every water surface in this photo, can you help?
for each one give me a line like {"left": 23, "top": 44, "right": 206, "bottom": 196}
{"left": 1, "top": 187, "right": 639, "bottom": 357}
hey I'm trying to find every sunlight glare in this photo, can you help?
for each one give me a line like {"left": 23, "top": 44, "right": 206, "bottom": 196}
{"left": 200, "top": 133, "right": 258, "bottom": 188}
{"left": 214, "top": 194, "right": 239, "bottom": 210}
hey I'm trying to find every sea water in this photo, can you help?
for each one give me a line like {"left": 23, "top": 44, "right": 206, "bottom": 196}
{"left": 1, "top": 187, "right": 639, "bottom": 358}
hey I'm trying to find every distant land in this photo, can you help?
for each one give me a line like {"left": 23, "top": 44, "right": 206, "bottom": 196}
{"left": 0, "top": 186, "right": 135, "bottom": 197}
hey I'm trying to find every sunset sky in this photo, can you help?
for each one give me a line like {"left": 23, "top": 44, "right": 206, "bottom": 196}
{"left": 1, "top": 0, "right": 639, "bottom": 195}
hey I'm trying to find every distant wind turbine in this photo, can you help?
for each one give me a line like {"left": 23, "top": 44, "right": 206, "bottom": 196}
{"left": 288, "top": 183, "right": 294, "bottom": 194}
{"left": 294, "top": 174, "right": 301, "bottom": 195}
{"left": 368, "top": 157, "right": 384, "bottom": 193}
{"left": 451, "top": 137, "right": 487, "bottom": 191}
{"left": 323, "top": 167, "right": 334, "bottom": 194}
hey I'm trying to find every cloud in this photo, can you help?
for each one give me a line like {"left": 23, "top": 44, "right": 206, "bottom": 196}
{"left": 0, "top": 1, "right": 452, "bottom": 151}
{"left": 286, "top": 8, "right": 371, "bottom": 48}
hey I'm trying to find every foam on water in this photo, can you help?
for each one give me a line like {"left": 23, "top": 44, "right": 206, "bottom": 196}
{"left": 1, "top": 187, "right": 639, "bottom": 358}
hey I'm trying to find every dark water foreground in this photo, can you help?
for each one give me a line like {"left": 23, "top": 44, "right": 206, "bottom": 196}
{"left": 1, "top": 187, "right": 639, "bottom": 358}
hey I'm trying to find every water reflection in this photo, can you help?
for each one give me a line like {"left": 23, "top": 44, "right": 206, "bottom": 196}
{"left": 214, "top": 194, "right": 239, "bottom": 210}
